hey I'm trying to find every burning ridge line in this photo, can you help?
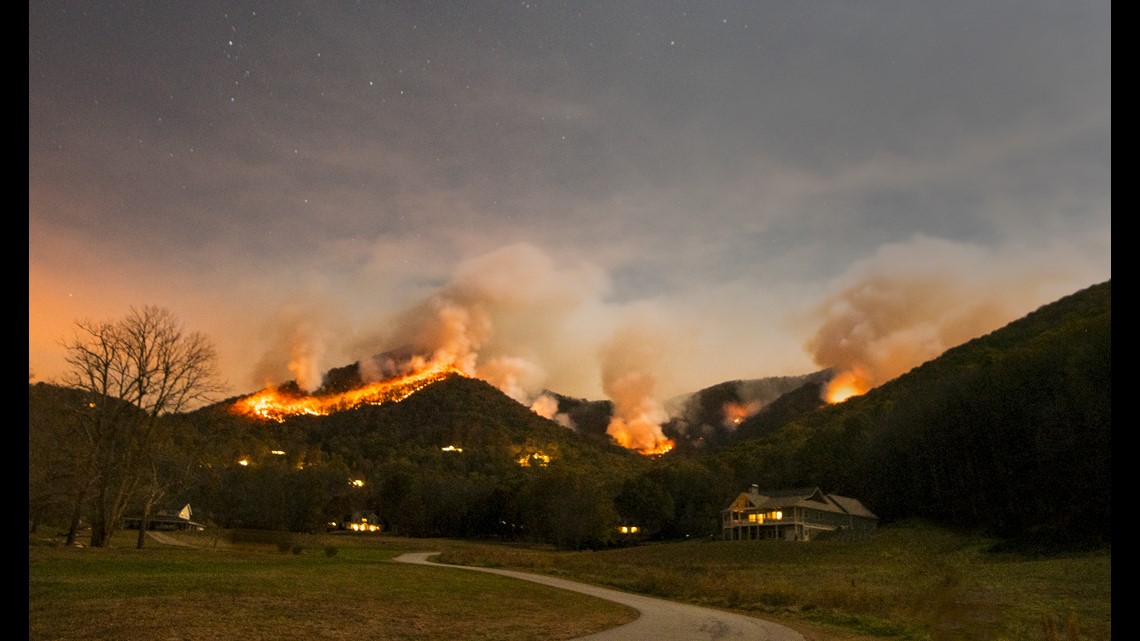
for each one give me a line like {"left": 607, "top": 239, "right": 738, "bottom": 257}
{"left": 232, "top": 364, "right": 464, "bottom": 422}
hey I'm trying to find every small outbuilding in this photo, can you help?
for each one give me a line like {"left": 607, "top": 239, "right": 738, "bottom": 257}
{"left": 122, "top": 504, "right": 206, "bottom": 532}
{"left": 722, "top": 486, "right": 877, "bottom": 542}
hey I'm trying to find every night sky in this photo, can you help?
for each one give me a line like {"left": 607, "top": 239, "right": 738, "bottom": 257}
{"left": 30, "top": 2, "right": 1110, "bottom": 411}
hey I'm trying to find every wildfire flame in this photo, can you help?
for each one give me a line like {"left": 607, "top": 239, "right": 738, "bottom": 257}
{"left": 517, "top": 451, "right": 552, "bottom": 467}
{"left": 640, "top": 439, "right": 675, "bottom": 456}
{"left": 723, "top": 400, "right": 761, "bottom": 428}
{"left": 823, "top": 369, "right": 871, "bottom": 404}
{"left": 233, "top": 353, "right": 676, "bottom": 457}
{"left": 607, "top": 423, "right": 675, "bottom": 456}
{"left": 232, "top": 363, "right": 465, "bottom": 422}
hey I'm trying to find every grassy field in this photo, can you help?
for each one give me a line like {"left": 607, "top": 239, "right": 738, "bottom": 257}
{"left": 29, "top": 521, "right": 1109, "bottom": 641}
{"left": 436, "top": 522, "right": 1110, "bottom": 641}
{"left": 28, "top": 530, "right": 636, "bottom": 641}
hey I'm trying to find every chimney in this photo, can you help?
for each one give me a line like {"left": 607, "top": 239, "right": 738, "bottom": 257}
{"left": 750, "top": 484, "right": 759, "bottom": 494}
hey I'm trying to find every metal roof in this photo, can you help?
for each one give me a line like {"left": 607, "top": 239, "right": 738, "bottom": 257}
{"left": 728, "top": 486, "right": 877, "bottom": 519}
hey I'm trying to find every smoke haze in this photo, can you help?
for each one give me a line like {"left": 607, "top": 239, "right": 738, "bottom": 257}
{"left": 805, "top": 235, "right": 1104, "bottom": 396}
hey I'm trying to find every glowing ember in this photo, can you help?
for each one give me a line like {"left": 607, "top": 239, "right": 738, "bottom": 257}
{"left": 232, "top": 363, "right": 465, "bottom": 422}
{"left": 824, "top": 369, "right": 871, "bottom": 404}
{"left": 723, "top": 400, "right": 761, "bottom": 427}
{"left": 517, "top": 451, "right": 552, "bottom": 467}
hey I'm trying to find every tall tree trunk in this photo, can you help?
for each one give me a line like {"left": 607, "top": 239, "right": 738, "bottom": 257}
{"left": 89, "top": 482, "right": 111, "bottom": 547}
{"left": 136, "top": 504, "right": 151, "bottom": 549}
{"left": 65, "top": 497, "right": 84, "bottom": 547}
{"left": 135, "top": 485, "right": 163, "bottom": 550}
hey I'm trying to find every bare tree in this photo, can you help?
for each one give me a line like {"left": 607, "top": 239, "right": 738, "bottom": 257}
{"left": 60, "top": 305, "right": 224, "bottom": 547}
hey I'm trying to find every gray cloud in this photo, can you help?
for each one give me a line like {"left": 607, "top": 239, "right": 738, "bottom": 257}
{"left": 30, "top": 1, "right": 1110, "bottom": 411}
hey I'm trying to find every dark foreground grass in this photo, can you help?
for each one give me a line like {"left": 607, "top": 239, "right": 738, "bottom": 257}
{"left": 29, "top": 522, "right": 1110, "bottom": 641}
{"left": 28, "top": 531, "right": 636, "bottom": 641}
{"left": 435, "top": 521, "right": 1111, "bottom": 641}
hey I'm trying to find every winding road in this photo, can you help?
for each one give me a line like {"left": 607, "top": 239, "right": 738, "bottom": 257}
{"left": 392, "top": 552, "right": 804, "bottom": 641}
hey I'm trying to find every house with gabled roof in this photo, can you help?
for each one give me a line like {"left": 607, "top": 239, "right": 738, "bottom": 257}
{"left": 722, "top": 485, "right": 877, "bottom": 541}
{"left": 122, "top": 504, "right": 206, "bottom": 532}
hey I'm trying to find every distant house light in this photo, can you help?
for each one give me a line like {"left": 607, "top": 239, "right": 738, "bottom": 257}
{"left": 441, "top": 445, "right": 463, "bottom": 452}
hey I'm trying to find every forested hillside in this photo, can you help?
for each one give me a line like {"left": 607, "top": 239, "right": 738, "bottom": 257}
{"left": 709, "top": 280, "right": 1111, "bottom": 547}
{"left": 173, "top": 375, "right": 652, "bottom": 547}
{"left": 30, "top": 281, "right": 1110, "bottom": 550}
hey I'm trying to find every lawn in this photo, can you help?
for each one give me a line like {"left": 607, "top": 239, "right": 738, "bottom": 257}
{"left": 28, "top": 530, "right": 635, "bottom": 641}
{"left": 29, "top": 521, "right": 1110, "bottom": 641}
{"left": 434, "top": 522, "right": 1111, "bottom": 641}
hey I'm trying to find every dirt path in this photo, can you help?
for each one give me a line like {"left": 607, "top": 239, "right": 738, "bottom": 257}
{"left": 392, "top": 551, "right": 804, "bottom": 641}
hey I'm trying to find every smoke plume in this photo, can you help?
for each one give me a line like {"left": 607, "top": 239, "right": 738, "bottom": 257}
{"left": 805, "top": 235, "right": 1094, "bottom": 401}
{"left": 529, "top": 392, "right": 575, "bottom": 429}
{"left": 354, "top": 242, "right": 611, "bottom": 401}
{"left": 599, "top": 312, "right": 674, "bottom": 453}
{"left": 252, "top": 302, "right": 346, "bottom": 392}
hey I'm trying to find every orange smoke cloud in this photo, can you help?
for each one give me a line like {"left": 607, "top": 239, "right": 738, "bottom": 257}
{"left": 599, "top": 316, "right": 674, "bottom": 455}
{"left": 806, "top": 236, "right": 1086, "bottom": 402}
{"left": 529, "top": 392, "right": 574, "bottom": 428}
{"left": 286, "top": 325, "right": 328, "bottom": 392}
{"left": 393, "top": 295, "right": 491, "bottom": 376}
{"left": 529, "top": 392, "right": 560, "bottom": 419}
{"left": 476, "top": 355, "right": 545, "bottom": 403}
{"left": 353, "top": 243, "right": 608, "bottom": 397}
{"left": 722, "top": 400, "right": 763, "bottom": 428}
{"left": 252, "top": 302, "right": 348, "bottom": 392}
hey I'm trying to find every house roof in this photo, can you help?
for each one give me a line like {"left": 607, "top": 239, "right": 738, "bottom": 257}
{"left": 727, "top": 486, "right": 877, "bottom": 520}
{"left": 825, "top": 493, "right": 878, "bottom": 519}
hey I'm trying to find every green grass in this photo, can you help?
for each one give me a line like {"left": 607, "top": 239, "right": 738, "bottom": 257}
{"left": 434, "top": 521, "right": 1110, "bottom": 641}
{"left": 28, "top": 530, "right": 637, "bottom": 641}
{"left": 29, "top": 522, "right": 1110, "bottom": 641}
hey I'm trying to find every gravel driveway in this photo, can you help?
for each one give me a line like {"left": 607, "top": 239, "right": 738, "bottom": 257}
{"left": 392, "top": 552, "right": 804, "bottom": 641}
